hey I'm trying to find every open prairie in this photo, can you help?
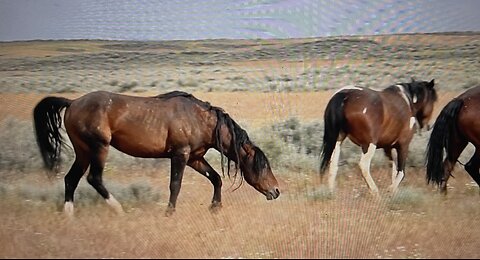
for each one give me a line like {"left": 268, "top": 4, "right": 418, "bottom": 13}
{"left": 1, "top": 33, "right": 480, "bottom": 258}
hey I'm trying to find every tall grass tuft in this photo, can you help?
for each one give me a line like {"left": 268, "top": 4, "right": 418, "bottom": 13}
{"left": 305, "top": 186, "right": 334, "bottom": 201}
{"left": 387, "top": 187, "right": 426, "bottom": 210}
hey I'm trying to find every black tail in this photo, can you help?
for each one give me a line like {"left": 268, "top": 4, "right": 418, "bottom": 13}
{"left": 320, "top": 92, "right": 347, "bottom": 174}
{"left": 426, "top": 98, "right": 464, "bottom": 186}
{"left": 33, "top": 96, "right": 72, "bottom": 171}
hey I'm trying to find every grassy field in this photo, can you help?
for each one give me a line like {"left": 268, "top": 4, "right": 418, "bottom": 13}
{"left": 1, "top": 32, "right": 480, "bottom": 258}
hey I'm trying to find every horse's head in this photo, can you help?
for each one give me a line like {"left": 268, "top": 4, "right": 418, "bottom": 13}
{"left": 239, "top": 143, "right": 280, "bottom": 200}
{"left": 408, "top": 79, "right": 437, "bottom": 130}
{"left": 214, "top": 110, "right": 280, "bottom": 200}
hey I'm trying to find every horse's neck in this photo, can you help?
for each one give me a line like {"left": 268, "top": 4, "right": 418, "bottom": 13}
{"left": 384, "top": 85, "right": 415, "bottom": 113}
{"left": 214, "top": 129, "right": 240, "bottom": 164}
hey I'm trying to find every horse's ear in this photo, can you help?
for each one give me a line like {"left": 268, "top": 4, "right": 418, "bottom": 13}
{"left": 411, "top": 77, "right": 416, "bottom": 83}
{"left": 428, "top": 79, "right": 435, "bottom": 89}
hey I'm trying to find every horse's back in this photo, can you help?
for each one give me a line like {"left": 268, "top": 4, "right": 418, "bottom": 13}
{"left": 64, "top": 91, "right": 217, "bottom": 157}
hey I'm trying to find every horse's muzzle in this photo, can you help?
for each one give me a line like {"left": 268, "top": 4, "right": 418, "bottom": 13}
{"left": 266, "top": 187, "right": 280, "bottom": 200}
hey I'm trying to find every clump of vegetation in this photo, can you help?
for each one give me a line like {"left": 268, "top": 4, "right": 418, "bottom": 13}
{"left": 177, "top": 78, "right": 199, "bottom": 88}
{"left": 387, "top": 187, "right": 426, "bottom": 210}
{"left": 118, "top": 81, "right": 138, "bottom": 92}
{"left": 0, "top": 118, "right": 45, "bottom": 172}
{"left": 6, "top": 179, "right": 161, "bottom": 208}
{"left": 305, "top": 186, "right": 334, "bottom": 201}
{"left": 271, "top": 117, "right": 323, "bottom": 156}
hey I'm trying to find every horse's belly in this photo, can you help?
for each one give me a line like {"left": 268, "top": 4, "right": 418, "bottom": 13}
{"left": 110, "top": 132, "right": 170, "bottom": 158}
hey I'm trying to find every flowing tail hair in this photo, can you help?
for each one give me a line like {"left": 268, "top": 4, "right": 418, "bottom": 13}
{"left": 320, "top": 92, "right": 347, "bottom": 175}
{"left": 426, "top": 98, "right": 464, "bottom": 186}
{"left": 33, "top": 96, "right": 72, "bottom": 171}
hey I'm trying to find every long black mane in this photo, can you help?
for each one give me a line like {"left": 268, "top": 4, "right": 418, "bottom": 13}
{"left": 153, "top": 90, "right": 213, "bottom": 110}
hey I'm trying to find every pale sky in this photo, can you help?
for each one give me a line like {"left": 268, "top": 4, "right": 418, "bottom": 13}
{"left": 1, "top": 0, "right": 479, "bottom": 41}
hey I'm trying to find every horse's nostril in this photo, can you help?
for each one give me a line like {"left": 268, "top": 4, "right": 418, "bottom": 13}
{"left": 275, "top": 188, "right": 280, "bottom": 195}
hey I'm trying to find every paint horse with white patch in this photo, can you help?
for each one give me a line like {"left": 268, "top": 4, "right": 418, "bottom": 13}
{"left": 320, "top": 79, "right": 437, "bottom": 196}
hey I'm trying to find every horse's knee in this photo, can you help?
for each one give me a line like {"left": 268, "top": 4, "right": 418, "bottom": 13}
{"left": 86, "top": 173, "right": 99, "bottom": 186}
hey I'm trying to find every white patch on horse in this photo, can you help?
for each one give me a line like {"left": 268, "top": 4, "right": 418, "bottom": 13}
{"left": 328, "top": 141, "right": 342, "bottom": 192}
{"left": 390, "top": 170, "right": 405, "bottom": 193}
{"left": 391, "top": 138, "right": 398, "bottom": 146}
{"left": 334, "top": 85, "right": 362, "bottom": 95}
{"left": 106, "top": 194, "right": 125, "bottom": 215}
{"left": 409, "top": 117, "right": 416, "bottom": 129}
{"left": 412, "top": 95, "right": 418, "bottom": 103}
{"left": 359, "top": 143, "right": 379, "bottom": 194}
{"left": 362, "top": 107, "right": 367, "bottom": 114}
{"left": 395, "top": 85, "right": 411, "bottom": 107}
{"left": 64, "top": 201, "right": 74, "bottom": 217}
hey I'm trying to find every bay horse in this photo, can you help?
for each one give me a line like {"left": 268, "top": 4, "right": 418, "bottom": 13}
{"left": 33, "top": 90, "right": 280, "bottom": 217}
{"left": 426, "top": 85, "right": 480, "bottom": 194}
{"left": 320, "top": 79, "right": 437, "bottom": 196}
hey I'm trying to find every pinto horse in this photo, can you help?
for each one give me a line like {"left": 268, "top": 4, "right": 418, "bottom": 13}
{"left": 33, "top": 91, "right": 280, "bottom": 217}
{"left": 426, "top": 85, "right": 480, "bottom": 194}
{"left": 320, "top": 79, "right": 437, "bottom": 196}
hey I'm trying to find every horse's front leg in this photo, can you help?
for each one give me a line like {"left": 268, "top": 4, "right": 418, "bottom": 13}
{"left": 188, "top": 157, "right": 223, "bottom": 212}
{"left": 166, "top": 151, "right": 190, "bottom": 216}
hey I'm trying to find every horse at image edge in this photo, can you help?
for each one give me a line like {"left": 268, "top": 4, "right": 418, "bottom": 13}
{"left": 426, "top": 85, "right": 480, "bottom": 194}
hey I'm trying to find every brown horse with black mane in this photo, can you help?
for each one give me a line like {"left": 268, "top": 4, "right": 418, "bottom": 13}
{"left": 320, "top": 79, "right": 437, "bottom": 196}
{"left": 426, "top": 85, "right": 480, "bottom": 194}
{"left": 33, "top": 90, "right": 280, "bottom": 217}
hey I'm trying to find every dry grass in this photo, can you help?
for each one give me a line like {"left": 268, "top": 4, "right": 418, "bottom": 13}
{"left": 1, "top": 167, "right": 480, "bottom": 258}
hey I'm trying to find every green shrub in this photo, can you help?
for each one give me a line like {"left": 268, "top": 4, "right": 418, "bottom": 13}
{"left": 0, "top": 118, "right": 45, "bottom": 173}
{"left": 387, "top": 187, "right": 426, "bottom": 210}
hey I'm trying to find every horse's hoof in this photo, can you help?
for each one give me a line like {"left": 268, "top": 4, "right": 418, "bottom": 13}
{"left": 165, "top": 207, "right": 175, "bottom": 217}
{"left": 209, "top": 202, "right": 223, "bottom": 213}
{"left": 386, "top": 186, "right": 398, "bottom": 195}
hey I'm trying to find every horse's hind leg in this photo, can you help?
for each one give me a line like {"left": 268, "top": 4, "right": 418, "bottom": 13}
{"left": 441, "top": 137, "right": 467, "bottom": 194}
{"left": 464, "top": 150, "right": 480, "bottom": 194}
{"left": 86, "top": 144, "right": 124, "bottom": 215}
{"left": 328, "top": 141, "right": 343, "bottom": 193}
{"left": 359, "top": 143, "right": 380, "bottom": 196}
{"left": 188, "top": 157, "right": 222, "bottom": 212}
{"left": 64, "top": 157, "right": 89, "bottom": 217}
